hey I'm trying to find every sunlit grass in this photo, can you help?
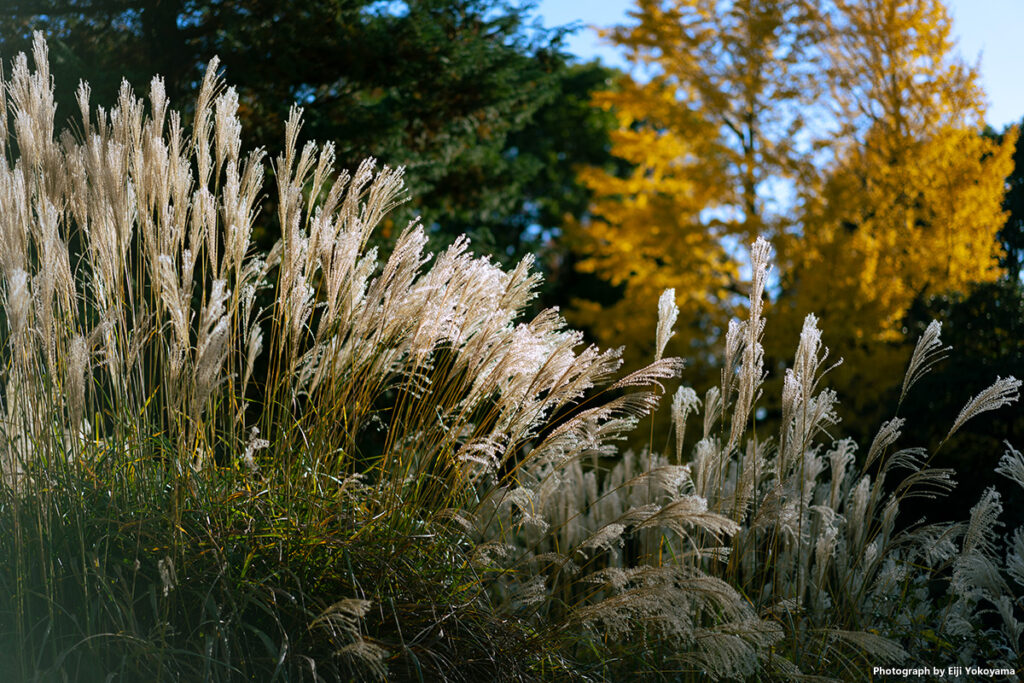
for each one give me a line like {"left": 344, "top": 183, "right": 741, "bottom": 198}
{"left": 0, "top": 34, "right": 1021, "bottom": 681}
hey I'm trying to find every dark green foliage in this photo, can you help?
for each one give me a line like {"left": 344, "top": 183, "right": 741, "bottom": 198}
{"left": 504, "top": 61, "right": 620, "bottom": 252}
{"left": 0, "top": 450, "right": 555, "bottom": 681}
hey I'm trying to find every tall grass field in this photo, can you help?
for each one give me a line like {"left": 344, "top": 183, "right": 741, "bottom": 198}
{"left": 0, "top": 35, "right": 1022, "bottom": 681}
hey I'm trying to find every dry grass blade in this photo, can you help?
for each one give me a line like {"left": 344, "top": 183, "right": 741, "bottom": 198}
{"left": 610, "top": 357, "right": 686, "bottom": 392}
{"left": 899, "top": 320, "right": 949, "bottom": 406}
{"left": 824, "top": 629, "right": 908, "bottom": 663}
{"left": 942, "top": 376, "right": 1021, "bottom": 445}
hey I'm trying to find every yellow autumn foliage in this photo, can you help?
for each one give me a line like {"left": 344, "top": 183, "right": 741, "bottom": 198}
{"left": 569, "top": 0, "right": 817, "bottom": 370}
{"left": 775, "top": 0, "right": 1017, "bottom": 416}
{"left": 569, "top": 0, "right": 1015, "bottom": 420}
{"left": 569, "top": 76, "right": 737, "bottom": 365}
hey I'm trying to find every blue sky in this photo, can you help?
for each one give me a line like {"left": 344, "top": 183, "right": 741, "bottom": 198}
{"left": 534, "top": 0, "right": 1024, "bottom": 130}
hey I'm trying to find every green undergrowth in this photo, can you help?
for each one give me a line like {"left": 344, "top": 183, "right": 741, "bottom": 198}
{"left": 0, "top": 448, "right": 566, "bottom": 681}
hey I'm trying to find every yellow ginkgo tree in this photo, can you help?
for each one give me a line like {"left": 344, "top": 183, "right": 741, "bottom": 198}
{"left": 571, "top": 0, "right": 1015, "bottom": 426}
{"left": 568, "top": 0, "right": 821, "bottom": 368}
{"left": 774, "top": 0, "right": 1017, "bottom": 416}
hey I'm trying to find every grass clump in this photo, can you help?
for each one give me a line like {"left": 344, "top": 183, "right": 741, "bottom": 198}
{"left": 1, "top": 34, "right": 1023, "bottom": 681}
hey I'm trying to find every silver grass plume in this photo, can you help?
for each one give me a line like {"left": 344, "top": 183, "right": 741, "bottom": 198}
{"left": 943, "top": 376, "right": 1021, "bottom": 445}
{"left": 995, "top": 443, "right": 1024, "bottom": 492}
{"left": 727, "top": 237, "right": 769, "bottom": 454}
{"left": 655, "top": 288, "right": 679, "bottom": 361}
{"left": 671, "top": 386, "right": 701, "bottom": 462}
{"left": 900, "top": 320, "right": 949, "bottom": 406}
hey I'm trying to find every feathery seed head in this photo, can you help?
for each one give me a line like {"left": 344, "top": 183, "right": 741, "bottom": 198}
{"left": 996, "top": 443, "right": 1024, "bottom": 492}
{"left": 655, "top": 288, "right": 679, "bottom": 361}
{"left": 5, "top": 269, "right": 32, "bottom": 338}
{"left": 901, "top": 320, "right": 949, "bottom": 405}
{"left": 944, "top": 376, "right": 1021, "bottom": 444}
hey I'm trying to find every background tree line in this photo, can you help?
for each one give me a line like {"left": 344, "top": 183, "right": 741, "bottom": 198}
{"left": 1, "top": 0, "right": 1021, "bottom": 522}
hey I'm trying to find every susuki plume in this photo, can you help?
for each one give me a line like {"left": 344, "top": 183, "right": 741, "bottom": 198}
{"left": 900, "top": 321, "right": 949, "bottom": 406}
{"left": 655, "top": 288, "right": 679, "bottom": 361}
{"left": 996, "top": 443, "right": 1024, "bottom": 492}
{"left": 943, "top": 376, "right": 1022, "bottom": 444}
